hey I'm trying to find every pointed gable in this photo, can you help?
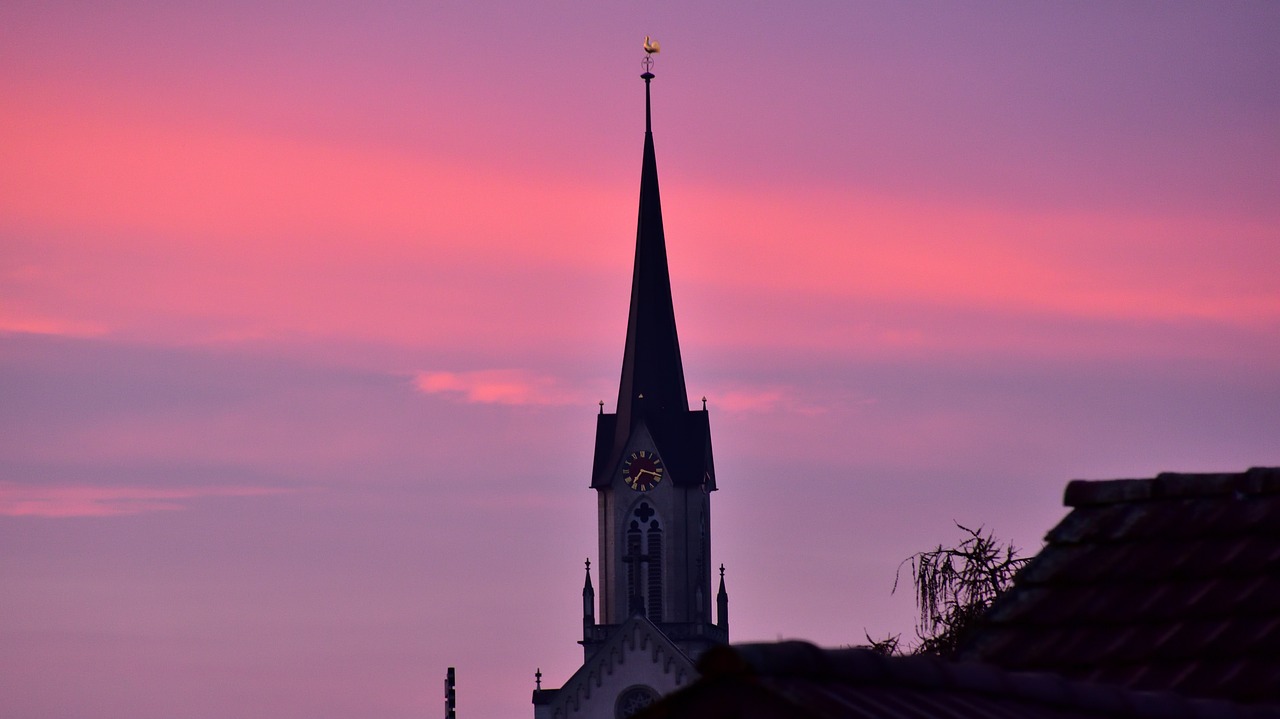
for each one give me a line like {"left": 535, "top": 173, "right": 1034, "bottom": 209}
{"left": 534, "top": 615, "right": 696, "bottom": 719}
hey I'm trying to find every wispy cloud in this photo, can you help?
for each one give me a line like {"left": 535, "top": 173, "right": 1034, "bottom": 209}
{"left": 0, "top": 483, "right": 291, "bottom": 518}
{"left": 414, "top": 369, "right": 582, "bottom": 406}
{"left": 413, "top": 371, "right": 840, "bottom": 416}
{"left": 712, "top": 387, "right": 837, "bottom": 416}
{"left": 0, "top": 311, "right": 108, "bottom": 338}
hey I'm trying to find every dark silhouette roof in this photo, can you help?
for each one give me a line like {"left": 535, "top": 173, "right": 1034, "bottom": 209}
{"left": 635, "top": 642, "right": 1276, "bottom": 719}
{"left": 959, "top": 467, "right": 1280, "bottom": 705}
{"left": 591, "top": 71, "right": 714, "bottom": 490}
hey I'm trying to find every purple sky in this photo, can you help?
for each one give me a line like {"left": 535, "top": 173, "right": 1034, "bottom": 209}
{"left": 2, "top": 2, "right": 1278, "bottom": 718}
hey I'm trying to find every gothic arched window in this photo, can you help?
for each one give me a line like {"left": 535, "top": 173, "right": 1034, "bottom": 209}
{"left": 626, "top": 520, "right": 644, "bottom": 617}
{"left": 624, "top": 502, "right": 663, "bottom": 621}
{"left": 647, "top": 520, "right": 663, "bottom": 620}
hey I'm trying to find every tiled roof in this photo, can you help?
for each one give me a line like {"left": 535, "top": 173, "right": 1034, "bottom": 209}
{"left": 635, "top": 642, "right": 1277, "bottom": 719}
{"left": 959, "top": 467, "right": 1280, "bottom": 705}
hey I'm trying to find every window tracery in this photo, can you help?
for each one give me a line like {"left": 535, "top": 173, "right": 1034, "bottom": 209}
{"left": 623, "top": 501, "right": 663, "bottom": 621}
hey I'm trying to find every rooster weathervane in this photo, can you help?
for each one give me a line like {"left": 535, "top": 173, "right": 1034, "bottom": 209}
{"left": 642, "top": 35, "right": 660, "bottom": 73}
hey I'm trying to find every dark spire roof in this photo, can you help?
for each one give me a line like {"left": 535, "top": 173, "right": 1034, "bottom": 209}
{"left": 615, "top": 69, "right": 689, "bottom": 427}
{"left": 591, "top": 67, "right": 714, "bottom": 492}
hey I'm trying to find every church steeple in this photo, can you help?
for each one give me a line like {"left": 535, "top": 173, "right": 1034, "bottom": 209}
{"left": 584, "top": 50, "right": 721, "bottom": 649}
{"left": 615, "top": 68, "right": 689, "bottom": 430}
{"left": 536, "top": 48, "right": 727, "bottom": 719}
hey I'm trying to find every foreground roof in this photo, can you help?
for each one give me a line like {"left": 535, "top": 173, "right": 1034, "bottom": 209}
{"left": 960, "top": 467, "right": 1280, "bottom": 705}
{"left": 636, "top": 642, "right": 1276, "bottom": 719}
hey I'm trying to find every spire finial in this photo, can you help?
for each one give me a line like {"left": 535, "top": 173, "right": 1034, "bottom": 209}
{"left": 585, "top": 558, "right": 591, "bottom": 571}
{"left": 535, "top": 668, "right": 542, "bottom": 691}
{"left": 641, "top": 36, "right": 659, "bottom": 133}
{"left": 719, "top": 563, "right": 725, "bottom": 579}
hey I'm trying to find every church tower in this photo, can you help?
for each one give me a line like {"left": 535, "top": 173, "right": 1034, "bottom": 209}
{"left": 534, "top": 49, "right": 728, "bottom": 719}
{"left": 584, "top": 59, "right": 725, "bottom": 657}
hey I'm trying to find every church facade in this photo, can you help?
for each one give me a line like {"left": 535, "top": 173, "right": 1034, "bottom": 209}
{"left": 532, "top": 64, "right": 728, "bottom": 719}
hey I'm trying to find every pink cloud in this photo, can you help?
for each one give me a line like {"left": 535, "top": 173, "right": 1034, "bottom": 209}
{"left": 711, "top": 388, "right": 825, "bottom": 416}
{"left": 414, "top": 369, "right": 582, "bottom": 406}
{"left": 0, "top": 483, "right": 291, "bottom": 518}
{"left": 0, "top": 88, "right": 623, "bottom": 265}
{"left": 668, "top": 186, "right": 1280, "bottom": 328}
{"left": 0, "top": 88, "right": 634, "bottom": 350}
{"left": 0, "top": 312, "right": 108, "bottom": 338}
{"left": 715, "top": 389, "right": 786, "bottom": 412}
{"left": 4, "top": 81, "right": 1275, "bottom": 360}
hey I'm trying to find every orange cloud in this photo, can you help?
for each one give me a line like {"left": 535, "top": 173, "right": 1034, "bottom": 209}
{"left": 0, "top": 483, "right": 292, "bottom": 518}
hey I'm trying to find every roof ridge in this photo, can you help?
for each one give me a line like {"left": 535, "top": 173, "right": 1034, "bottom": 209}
{"left": 1065, "top": 467, "right": 1280, "bottom": 507}
{"left": 700, "top": 642, "right": 1276, "bottom": 718}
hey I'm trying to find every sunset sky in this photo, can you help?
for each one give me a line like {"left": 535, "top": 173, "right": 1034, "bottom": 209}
{"left": 2, "top": 2, "right": 1278, "bottom": 718}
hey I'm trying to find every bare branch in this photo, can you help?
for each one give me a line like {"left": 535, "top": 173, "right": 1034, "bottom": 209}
{"left": 893, "top": 522, "right": 1030, "bottom": 656}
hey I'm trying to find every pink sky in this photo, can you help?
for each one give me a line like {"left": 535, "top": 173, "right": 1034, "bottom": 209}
{"left": 2, "top": 2, "right": 1278, "bottom": 718}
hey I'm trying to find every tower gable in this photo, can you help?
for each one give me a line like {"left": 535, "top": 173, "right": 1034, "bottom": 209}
{"left": 592, "top": 410, "right": 715, "bottom": 491}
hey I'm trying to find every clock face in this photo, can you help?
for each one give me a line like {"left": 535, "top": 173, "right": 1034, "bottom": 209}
{"left": 622, "top": 450, "right": 664, "bottom": 492}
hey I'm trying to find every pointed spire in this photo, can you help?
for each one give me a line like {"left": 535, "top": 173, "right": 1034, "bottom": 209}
{"left": 615, "top": 66, "right": 689, "bottom": 428}
{"left": 716, "top": 564, "right": 729, "bottom": 631}
{"left": 582, "top": 558, "right": 595, "bottom": 629}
